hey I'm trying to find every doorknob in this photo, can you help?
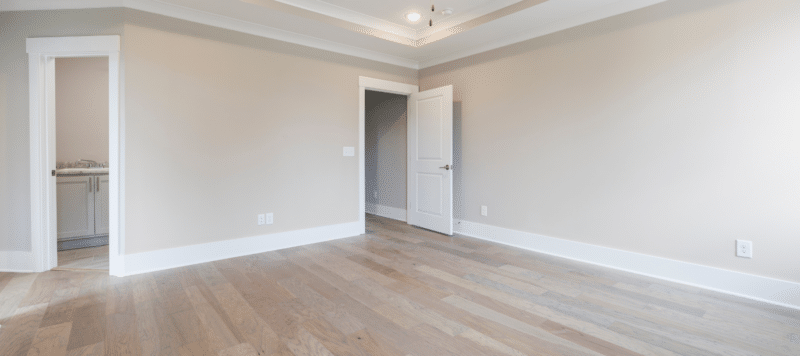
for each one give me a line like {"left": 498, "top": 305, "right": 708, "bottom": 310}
{"left": 439, "top": 164, "right": 451, "bottom": 170}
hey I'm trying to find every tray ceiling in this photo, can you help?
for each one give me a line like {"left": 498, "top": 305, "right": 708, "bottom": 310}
{"left": 1, "top": 0, "right": 670, "bottom": 68}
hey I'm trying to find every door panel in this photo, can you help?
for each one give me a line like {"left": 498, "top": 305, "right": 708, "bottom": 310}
{"left": 416, "top": 96, "right": 444, "bottom": 160}
{"left": 407, "top": 85, "right": 453, "bottom": 235}
{"left": 57, "top": 176, "right": 95, "bottom": 239}
{"left": 416, "top": 173, "right": 443, "bottom": 216}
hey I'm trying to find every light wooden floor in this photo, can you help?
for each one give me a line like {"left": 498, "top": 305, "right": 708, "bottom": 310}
{"left": 55, "top": 245, "right": 109, "bottom": 271}
{"left": 1, "top": 214, "right": 798, "bottom": 356}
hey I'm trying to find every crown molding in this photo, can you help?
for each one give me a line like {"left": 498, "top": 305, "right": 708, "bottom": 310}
{"left": 1, "top": 0, "right": 421, "bottom": 69}
{"left": 123, "top": 0, "right": 421, "bottom": 68}
{"left": 2, "top": 0, "right": 672, "bottom": 70}
{"left": 272, "top": 0, "right": 527, "bottom": 42}
{"left": 419, "top": 0, "right": 668, "bottom": 68}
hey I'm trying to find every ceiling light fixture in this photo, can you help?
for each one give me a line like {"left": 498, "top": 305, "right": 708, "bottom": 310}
{"left": 406, "top": 12, "right": 421, "bottom": 23}
{"left": 430, "top": 1, "right": 435, "bottom": 26}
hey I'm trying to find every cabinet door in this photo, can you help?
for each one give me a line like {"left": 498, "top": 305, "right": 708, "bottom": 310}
{"left": 94, "top": 175, "right": 110, "bottom": 235}
{"left": 57, "top": 176, "right": 95, "bottom": 239}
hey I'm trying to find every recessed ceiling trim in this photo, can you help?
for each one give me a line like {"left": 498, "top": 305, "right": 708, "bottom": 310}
{"left": 2, "top": 0, "right": 673, "bottom": 70}
{"left": 419, "top": 0, "right": 669, "bottom": 68}
{"left": 124, "top": 0, "right": 421, "bottom": 68}
{"left": 267, "top": 0, "right": 545, "bottom": 45}
{"left": 271, "top": 0, "right": 419, "bottom": 39}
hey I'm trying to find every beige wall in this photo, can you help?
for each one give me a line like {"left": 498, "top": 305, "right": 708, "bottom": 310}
{"left": 56, "top": 57, "right": 110, "bottom": 163}
{"left": 420, "top": 0, "right": 800, "bottom": 283}
{"left": 0, "top": 8, "right": 415, "bottom": 254}
{"left": 365, "top": 91, "right": 407, "bottom": 210}
{"left": 0, "top": 9, "right": 124, "bottom": 251}
{"left": 122, "top": 11, "right": 416, "bottom": 254}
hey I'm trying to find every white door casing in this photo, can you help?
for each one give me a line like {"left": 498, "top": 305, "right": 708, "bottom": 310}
{"left": 358, "top": 77, "right": 419, "bottom": 233}
{"left": 407, "top": 85, "right": 454, "bottom": 235}
{"left": 27, "top": 35, "right": 122, "bottom": 275}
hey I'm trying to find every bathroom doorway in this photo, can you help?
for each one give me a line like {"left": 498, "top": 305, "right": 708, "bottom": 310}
{"left": 53, "top": 57, "right": 110, "bottom": 271}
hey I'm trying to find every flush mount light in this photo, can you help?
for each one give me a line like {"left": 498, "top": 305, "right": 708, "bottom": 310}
{"left": 406, "top": 12, "right": 421, "bottom": 23}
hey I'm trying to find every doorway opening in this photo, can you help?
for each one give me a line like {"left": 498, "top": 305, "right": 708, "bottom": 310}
{"left": 358, "top": 77, "right": 454, "bottom": 236}
{"left": 27, "top": 35, "right": 123, "bottom": 276}
{"left": 365, "top": 90, "right": 408, "bottom": 223}
{"left": 52, "top": 57, "right": 110, "bottom": 271}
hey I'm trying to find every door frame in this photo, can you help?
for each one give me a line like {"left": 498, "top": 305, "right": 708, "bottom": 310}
{"left": 358, "top": 77, "right": 418, "bottom": 234}
{"left": 27, "top": 35, "right": 124, "bottom": 276}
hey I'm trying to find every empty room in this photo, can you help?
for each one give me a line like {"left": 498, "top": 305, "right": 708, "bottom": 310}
{"left": 0, "top": 0, "right": 798, "bottom": 355}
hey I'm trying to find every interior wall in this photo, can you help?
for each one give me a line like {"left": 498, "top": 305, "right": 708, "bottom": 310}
{"left": 0, "top": 9, "right": 124, "bottom": 252}
{"left": 55, "top": 57, "right": 110, "bottom": 164}
{"left": 419, "top": 0, "right": 800, "bottom": 283}
{"left": 365, "top": 90, "right": 407, "bottom": 211}
{"left": 123, "top": 10, "right": 416, "bottom": 254}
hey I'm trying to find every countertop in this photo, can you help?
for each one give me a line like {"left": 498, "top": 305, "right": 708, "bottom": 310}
{"left": 56, "top": 168, "right": 109, "bottom": 176}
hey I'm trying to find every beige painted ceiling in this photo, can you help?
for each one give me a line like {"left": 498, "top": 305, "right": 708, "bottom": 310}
{"left": 1, "top": 0, "right": 669, "bottom": 68}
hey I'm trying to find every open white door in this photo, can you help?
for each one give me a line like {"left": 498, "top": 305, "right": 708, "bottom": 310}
{"left": 407, "top": 85, "right": 453, "bottom": 235}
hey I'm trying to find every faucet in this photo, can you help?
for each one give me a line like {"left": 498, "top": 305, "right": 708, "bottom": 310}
{"left": 77, "top": 159, "right": 98, "bottom": 168}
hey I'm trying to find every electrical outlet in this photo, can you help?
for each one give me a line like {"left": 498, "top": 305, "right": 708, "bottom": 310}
{"left": 736, "top": 240, "right": 753, "bottom": 258}
{"left": 373, "top": 191, "right": 378, "bottom": 199}
{"left": 481, "top": 206, "right": 488, "bottom": 216}
{"left": 265, "top": 213, "right": 273, "bottom": 225}
{"left": 257, "top": 214, "right": 266, "bottom": 226}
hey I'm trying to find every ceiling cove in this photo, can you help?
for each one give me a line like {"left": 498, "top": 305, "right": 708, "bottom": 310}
{"left": 1, "top": 0, "right": 671, "bottom": 69}
{"left": 252, "top": 0, "right": 550, "bottom": 47}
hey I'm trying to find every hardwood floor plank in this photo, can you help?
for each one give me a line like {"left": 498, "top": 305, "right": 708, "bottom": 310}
{"left": 1, "top": 215, "right": 795, "bottom": 356}
{"left": 25, "top": 321, "right": 72, "bottom": 356}
{"left": 105, "top": 312, "right": 142, "bottom": 355}
{"left": 184, "top": 285, "right": 241, "bottom": 353}
{"left": 0, "top": 303, "right": 49, "bottom": 356}
{"left": 65, "top": 342, "right": 103, "bottom": 356}
{"left": 210, "top": 282, "right": 289, "bottom": 355}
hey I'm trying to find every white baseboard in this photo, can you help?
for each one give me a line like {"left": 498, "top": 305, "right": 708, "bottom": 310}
{"left": 366, "top": 203, "right": 406, "bottom": 222}
{"left": 121, "top": 221, "right": 362, "bottom": 277}
{"left": 0, "top": 250, "right": 35, "bottom": 272}
{"left": 455, "top": 219, "right": 800, "bottom": 310}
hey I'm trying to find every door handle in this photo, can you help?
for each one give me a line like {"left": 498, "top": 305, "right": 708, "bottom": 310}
{"left": 439, "top": 164, "right": 451, "bottom": 170}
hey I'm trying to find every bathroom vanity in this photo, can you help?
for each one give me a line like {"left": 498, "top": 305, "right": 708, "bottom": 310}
{"left": 56, "top": 168, "right": 109, "bottom": 250}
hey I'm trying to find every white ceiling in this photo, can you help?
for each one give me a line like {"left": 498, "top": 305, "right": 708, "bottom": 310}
{"left": 1, "top": 0, "right": 669, "bottom": 68}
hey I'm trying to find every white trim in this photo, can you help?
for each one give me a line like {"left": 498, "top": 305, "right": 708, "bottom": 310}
{"left": 122, "top": 221, "right": 361, "bottom": 276}
{"left": 27, "top": 36, "right": 124, "bottom": 276}
{"left": 419, "top": 0, "right": 667, "bottom": 68}
{"left": 123, "top": 0, "right": 420, "bottom": 69}
{"left": 359, "top": 77, "right": 419, "bottom": 96}
{"left": 0, "top": 251, "right": 35, "bottom": 273}
{"left": 1, "top": 0, "right": 671, "bottom": 70}
{"left": 366, "top": 203, "right": 407, "bottom": 222}
{"left": 273, "top": 0, "right": 523, "bottom": 41}
{"left": 359, "top": 76, "right": 418, "bottom": 235}
{"left": 455, "top": 219, "right": 800, "bottom": 310}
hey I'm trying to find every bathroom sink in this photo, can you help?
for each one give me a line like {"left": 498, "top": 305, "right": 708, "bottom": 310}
{"left": 56, "top": 167, "right": 109, "bottom": 175}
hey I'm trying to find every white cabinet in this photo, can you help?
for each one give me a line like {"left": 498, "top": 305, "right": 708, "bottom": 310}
{"left": 94, "top": 175, "right": 109, "bottom": 235}
{"left": 57, "top": 175, "right": 109, "bottom": 240}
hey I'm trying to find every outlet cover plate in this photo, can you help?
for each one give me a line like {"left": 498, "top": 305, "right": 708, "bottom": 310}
{"left": 258, "top": 214, "right": 266, "bottom": 226}
{"left": 736, "top": 240, "right": 753, "bottom": 258}
{"left": 481, "top": 206, "right": 488, "bottom": 216}
{"left": 265, "top": 213, "right": 273, "bottom": 225}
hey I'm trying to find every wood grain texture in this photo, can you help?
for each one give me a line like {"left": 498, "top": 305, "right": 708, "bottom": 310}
{"left": 0, "top": 214, "right": 797, "bottom": 355}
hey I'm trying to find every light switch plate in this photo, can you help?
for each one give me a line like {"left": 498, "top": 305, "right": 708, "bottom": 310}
{"left": 343, "top": 147, "right": 355, "bottom": 156}
{"left": 257, "top": 214, "right": 266, "bottom": 226}
{"left": 481, "top": 206, "right": 488, "bottom": 216}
